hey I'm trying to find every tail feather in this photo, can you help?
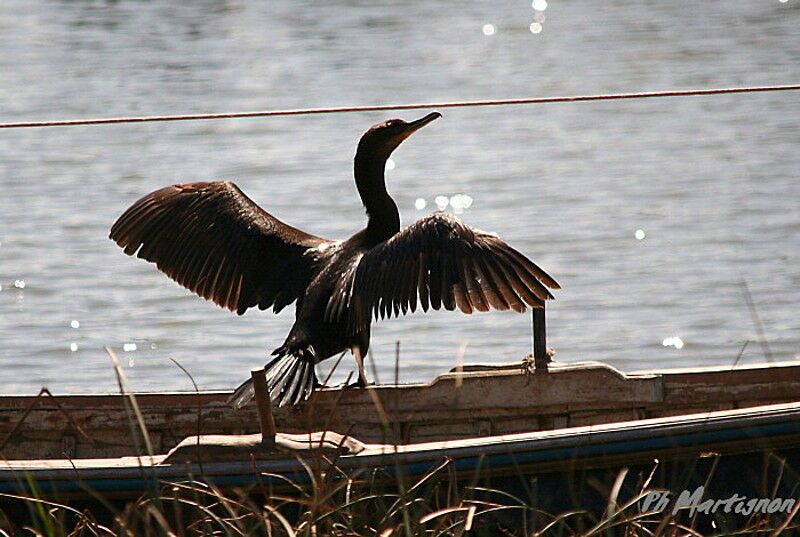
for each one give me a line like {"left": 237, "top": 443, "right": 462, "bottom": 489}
{"left": 265, "top": 354, "right": 292, "bottom": 382}
{"left": 227, "top": 348, "right": 318, "bottom": 409}
{"left": 270, "top": 360, "right": 296, "bottom": 401}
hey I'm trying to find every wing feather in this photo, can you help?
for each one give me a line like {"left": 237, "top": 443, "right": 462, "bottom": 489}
{"left": 493, "top": 247, "right": 555, "bottom": 301}
{"left": 453, "top": 277, "right": 473, "bottom": 314}
{"left": 479, "top": 253, "right": 525, "bottom": 312}
{"left": 406, "top": 254, "right": 419, "bottom": 313}
{"left": 417, "top": 251, "right": 430, "bottom": 312}
{"left": 462, "top": 256, "right": 489, "bottom": 312}
{"left": 334, "top": 212, "right": 558, "bottom": 333}
{"left": 440, "top": 255, "right": 457, "bottom": 311}
{"left": 110, "top": 181, "right": 330, "bottom": 314}
{"left": 472, "top": 254, "right": 509, "bottom": 311}
{"left": 428, "top": 248, "right": 443, "bottom": 310}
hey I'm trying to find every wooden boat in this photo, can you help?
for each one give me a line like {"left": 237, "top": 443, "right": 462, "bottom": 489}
{"left": 1, "top": 359, "right": 799, "bottom": 514}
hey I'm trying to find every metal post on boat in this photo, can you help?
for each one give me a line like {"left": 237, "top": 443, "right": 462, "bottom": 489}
{"left": 250, "top": 368, "right": 277, "bottom": 446}
{"left": 533, "top": 305, "right": 548, "bottom": 373}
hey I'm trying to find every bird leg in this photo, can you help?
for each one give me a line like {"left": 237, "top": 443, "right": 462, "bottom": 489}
{"left": 349, "top": 345, "right": 371, "bottom": 388}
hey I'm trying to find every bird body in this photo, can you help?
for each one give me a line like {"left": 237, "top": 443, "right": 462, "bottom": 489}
{"left": 110, "top": 112, "right": 560, "bottom": 407}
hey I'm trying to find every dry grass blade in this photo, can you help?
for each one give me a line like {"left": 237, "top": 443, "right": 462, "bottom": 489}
{"left": 419, "top": 506, "right": 470, "bottom": 524}
{"left": 169, "top": 357, "right": 204, "bottom": 465}
{"left": 380, "top": 458, "right": 452, "bottom": 527}
{"left": 732, "top": 339, "right": 750, "bottom": 368}
{"left": 261, "top": 504, "right": 297, "bottom": 537}
{"left": 453, "top": 341, "right": 469, "bottom": 389}
{"left": 105, "top": 345, "right": 154, "bottom": 457}
{"left": 464, "top": 504, "right": 476, "bottom": 531}
{"left": 145, "top": 504, "right": 178, "bottom": 537}
{"left": 0, "top": 387, "right": 93, "bottom": 453}
{"left": 436, "top": 505, "right": 527, "bottom": 535}
{"left": 605, "top": 467, "right": 629, "bottom": 520}
{"left": 0, "top": 490, "right": 88, "bottom": 520}
{"left": 466, "top": 486, "right": 527, "bottom": 507}
{"left": 770, "top": 495, "right": 800, "bottom": 537}
{"left": 530, "top": 509, "right": 586, "bottom": 536}
{"left": 163, "top": 497, "right": 247, "bottom": 537}
{"left": 205, "top": 480, "right": 256, "bottom": 527}
{"left": 740, "top": 279, "right": 774, "bottom": 363}
{"left": 312, "top": 493, "right": 401, "bottom": 525}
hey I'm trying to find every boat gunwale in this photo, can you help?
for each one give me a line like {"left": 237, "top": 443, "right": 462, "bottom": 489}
{"left": 2, "top": 398, "right": 799, "bottom": 491}
{"left": 2, "top": 359, "right": 799, "bottom": 403}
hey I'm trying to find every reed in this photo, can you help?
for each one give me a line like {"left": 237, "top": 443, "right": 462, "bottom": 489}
{"left": 2, "top": 455, "right": 799, "bottom": 536}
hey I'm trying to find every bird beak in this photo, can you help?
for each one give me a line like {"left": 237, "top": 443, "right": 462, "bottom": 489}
{"left": 407, "top": 111, "right": 441, "bottom": 132}
{"left": 397, "top": 111, "right": 441, "bottom": 142}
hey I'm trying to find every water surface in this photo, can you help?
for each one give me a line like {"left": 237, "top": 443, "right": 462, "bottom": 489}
{"left": 1, "top": 1, "right": 798, "bottom": 394}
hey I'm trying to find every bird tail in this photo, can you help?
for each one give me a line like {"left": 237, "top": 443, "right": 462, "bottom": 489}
{"left": 227, "top": 347, "right": 318, "bottom": 409}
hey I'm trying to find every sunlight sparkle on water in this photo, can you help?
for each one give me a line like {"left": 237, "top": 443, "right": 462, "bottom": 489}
{"left": 13, "top": 280, "right": 25, "bottom": 289}
{"left": 532, "top": 0, "right": 548, "bottom": 10}
{"left": 449, "top": 194, "right": 473, "bottom": 214}
{"left": 123, "top": 343, "right": 137, "bottom": 352}
{"left": 635, "top": 229, "right": 646, "bottom": 240}
{"left": 69, "top": 342, "right": 78, "bottom": 352}
{"left": 435, "top": 195, "right": 449, "bottom": 210}
{"left": 414, "top": 198, "right": 426, "bottom": 210}
{"left": 529, "top": 22, "right": 543, "bottom": 34}
{"left": 534, "top": 12, "right": 546, "bottom": 23}
{"left": 70, "top": 320, "right": 80, "bottom": 329}
{"left": 662, "top": 336, "right": 684, "bottom": 349}
{"left": 482, "top": 24, "right": 496, "bottom": 36}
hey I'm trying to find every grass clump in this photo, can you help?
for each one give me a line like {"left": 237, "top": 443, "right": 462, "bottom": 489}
{"left": 2, "top": 457, "right": 800, "bottom": 537}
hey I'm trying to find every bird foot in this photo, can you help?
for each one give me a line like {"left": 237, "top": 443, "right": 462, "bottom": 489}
{"left": 340, "top": 378, "right": 374, "bottom": 390}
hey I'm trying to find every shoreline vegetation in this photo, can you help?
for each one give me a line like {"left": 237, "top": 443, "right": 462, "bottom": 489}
{"left": 2, "top": 459, "right": 800, "bottom": 536}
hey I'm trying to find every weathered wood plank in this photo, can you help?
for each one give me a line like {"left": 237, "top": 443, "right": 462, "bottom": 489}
{"left": 1, "top": 360, "right": 799, "bottom": 460}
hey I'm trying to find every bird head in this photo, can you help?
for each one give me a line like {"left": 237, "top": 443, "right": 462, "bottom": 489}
{"left": 356, "top": 112, "right": 441, "bottom": 162}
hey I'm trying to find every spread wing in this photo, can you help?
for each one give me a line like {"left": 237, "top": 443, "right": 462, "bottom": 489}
{"left": 110, "top": 181, "right": 331, "bottom": 315}
{"left": 326, "top": 212, "right": 560, "bottom": 333}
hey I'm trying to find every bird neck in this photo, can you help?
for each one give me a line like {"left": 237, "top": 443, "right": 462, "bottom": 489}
{"left": 354, "top": 152, "right": 400, "bottom": 245}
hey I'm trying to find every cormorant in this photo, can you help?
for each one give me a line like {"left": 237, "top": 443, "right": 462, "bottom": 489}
{"left": 109, "top": 112, "right": 560, "bottom": 407}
